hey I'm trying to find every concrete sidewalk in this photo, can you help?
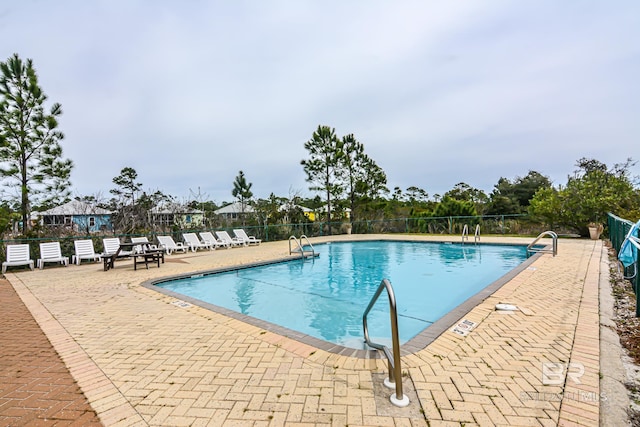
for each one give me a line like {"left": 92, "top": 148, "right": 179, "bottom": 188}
{"left": 2, "top": 235, "right": 609, "bottom": 426}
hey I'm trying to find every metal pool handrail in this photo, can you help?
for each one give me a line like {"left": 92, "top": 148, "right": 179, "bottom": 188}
{"left": 362, "top": 279, "right": 409, "bottom": 407}
{"left": 288, "top": 235, "right": 315, "bottom": 258}
{"left": 462, "top": 224, "right": 480, "bottom": 244}
{"left": 527, "top": 230, "right": 558, "bottom": 257}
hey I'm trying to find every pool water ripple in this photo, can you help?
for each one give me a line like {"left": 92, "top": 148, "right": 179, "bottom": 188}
{"left": 156, "top": 240, "right": 527, "bottom": 348}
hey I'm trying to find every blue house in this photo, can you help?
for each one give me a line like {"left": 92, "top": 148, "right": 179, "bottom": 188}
{"left": 39, "top": 200, "right": 112, "bottom": 233}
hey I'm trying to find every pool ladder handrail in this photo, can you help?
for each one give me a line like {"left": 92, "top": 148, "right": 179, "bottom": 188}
{"left": 288, "top": 235, "right": 316, "bottom": 258}
{"left": 527, "top": 230, "right": 558, "bottom": 257}
{"left": 461, "top": 224, "right": 480, "bottom": 244}
{"left": 362, "top": 279, "right": 410, "bottom": 407}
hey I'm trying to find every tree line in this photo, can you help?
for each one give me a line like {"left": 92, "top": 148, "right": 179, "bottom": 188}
{"left": 299, "top": 124, "right": 640, "bottom": 237}
{"left": 2, "top": 53, "right": 639, "bottom": 238}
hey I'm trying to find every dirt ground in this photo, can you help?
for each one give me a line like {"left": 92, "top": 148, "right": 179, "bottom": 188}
{"left": 607, "top": 242, "right": 640, "bottom": 424}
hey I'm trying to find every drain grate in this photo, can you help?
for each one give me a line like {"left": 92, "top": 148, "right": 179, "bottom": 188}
{"left": 172, "top": 300, "right": 192, "bottom": 308}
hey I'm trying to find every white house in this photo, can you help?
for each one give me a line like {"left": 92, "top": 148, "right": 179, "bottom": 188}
{"left": 214, "top": 202, "right": 255, "bottom": 220}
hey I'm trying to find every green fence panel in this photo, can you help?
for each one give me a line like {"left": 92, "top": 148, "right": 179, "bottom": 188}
{"left": 608, "top": 213, "right": 640, "bottom": 316}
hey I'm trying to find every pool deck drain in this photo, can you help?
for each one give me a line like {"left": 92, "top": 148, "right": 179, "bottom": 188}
{"left": 3, "top": 234, "right": 606, "bottom": 426}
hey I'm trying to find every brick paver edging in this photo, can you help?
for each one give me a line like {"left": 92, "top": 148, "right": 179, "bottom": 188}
{"left": 5, "top": 275, "right": 146, "bottom": 426}
{"left": 0, "top": 278, "right": 102, "bottom": 426}
{"left": 558, "top": 240, "right": 601, "bottom": 426}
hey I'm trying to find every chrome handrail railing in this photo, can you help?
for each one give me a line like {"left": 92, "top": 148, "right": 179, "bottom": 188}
{"left": 462, "top": 224, "right": 480, "bottom": 244}
{"left": 288, "top": 235, "right": 315, "bottom": 258}
{"left": 363, "top": 279, "right": 409, "bottom": 407}
{"left": 299, "top": 235, "right": 314, "bottom": 256}
{"left": 288, "top": 235, "right": 301, "bottom": 255}
{"left": 527, "top": 230, "right": 558, "bottom": 257}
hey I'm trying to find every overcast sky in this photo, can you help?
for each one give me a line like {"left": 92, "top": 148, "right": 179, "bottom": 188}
{"left": 2, "top": 1, "right": 639, "bottom": 205}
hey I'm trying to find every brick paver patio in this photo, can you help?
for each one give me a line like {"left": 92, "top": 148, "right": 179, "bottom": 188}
{"left": 1, "top": 235, "right": 607, "bottom": 426}
{"left": 0, "top": 278, "right": 101, "bottom": 426}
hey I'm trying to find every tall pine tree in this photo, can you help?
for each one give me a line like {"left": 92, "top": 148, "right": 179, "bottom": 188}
{"left": 0, "top": 54, "right": 73, "bottom": 233}
{"left": 301, "top": 125, "right": 342, "bottom": 235}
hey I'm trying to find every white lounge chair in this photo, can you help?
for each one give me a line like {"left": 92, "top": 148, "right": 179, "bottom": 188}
{"left": 72, "top": 239, "right": 101, "bottom": 265}
{"left": 38, "top": 242, "right": 69, "bottom": 269}
{"left": 2, "top": 244, "right": 34, "bottom": 273}
{"left": 156, "top": 236, "right": 188, "bottom": 255}
{"left": 102, "top": 237, "right": 133, "bottom": 257}
{"left": 215, "top": 230, "right": 246, "bottom": 247}
{"left": 199, "top": 231, "right": 230, "bottom": 249}
{"left": 183, "top": 233, "right": 212, "bottom": 252}
{"left": 131, "top": 237, "right": 159, "bottom": 253}
{"left": 233, "top": 229, "right": 261, "bottom": 245}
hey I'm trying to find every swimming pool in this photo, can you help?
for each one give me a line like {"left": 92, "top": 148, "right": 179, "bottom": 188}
{"left": 152, "top": 240, "right": 531, "bottom": 350}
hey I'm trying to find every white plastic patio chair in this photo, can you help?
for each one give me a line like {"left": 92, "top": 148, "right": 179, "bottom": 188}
{"left": 183, "top": 233, "right": 212, "bottom": 252}
{"left": 215, "top": 230, "right": 246, "bottom": 247}
{"left": 2, "top": 244, "right": 34, "bottom": 273}
{"left": 233, "top": 229, "right": 261, "bottom": 245}
{"left": 156, "top": 236, "right": 188, "bottom": 255}
{"left": 38, "top": 242, "right": 69, "bottom": 269}
{"left": 72, "top": 239, "right": 101, "bottom": 265}
{"left": 199, "top": 231, "right": 230, "bottom": 249}
{"left": 102, "top": 237, "right": 133, "bottom": 257}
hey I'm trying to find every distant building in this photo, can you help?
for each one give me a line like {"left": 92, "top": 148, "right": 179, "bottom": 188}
{"left": 317, "top": 205, "right": 351, "bottom": 220}
{"left": 279, "top": 204, "right": 315, "bottom": 222}
{"left": 150, "top": 203, "right": 204, "bottom": 229}
{"left": 39, "top": 200, "right": 112, "bottom": 233}
{"left": 214, "top": 202, "right": 255, "bottom": 220}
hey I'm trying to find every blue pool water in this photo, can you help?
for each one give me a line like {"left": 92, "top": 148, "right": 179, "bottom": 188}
{"left": 155, "top": 241, "right": 527, "bottom": 348}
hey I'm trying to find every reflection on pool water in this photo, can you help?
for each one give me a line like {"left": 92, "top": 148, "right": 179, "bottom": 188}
{"left": 155, "top": 241, "right": 527, "bottom": 348}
